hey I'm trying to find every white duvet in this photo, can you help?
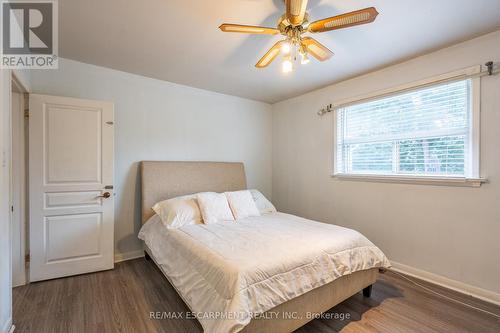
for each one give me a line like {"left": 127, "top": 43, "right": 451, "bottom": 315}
{"left": 139, "top": 212, "right": 390, "bottom": 333}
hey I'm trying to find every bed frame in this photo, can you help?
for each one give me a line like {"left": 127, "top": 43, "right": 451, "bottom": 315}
{"left": 140, "top": 161, "right": 377, "bottom": 333}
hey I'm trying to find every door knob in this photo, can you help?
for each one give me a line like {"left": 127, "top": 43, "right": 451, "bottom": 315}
{"left": 98, "top": 192, "right": 111, "bottom": 199}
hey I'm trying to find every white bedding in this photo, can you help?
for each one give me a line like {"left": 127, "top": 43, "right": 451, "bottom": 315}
{"left": 139, "top": 212, "right": 390, "bottom": 333}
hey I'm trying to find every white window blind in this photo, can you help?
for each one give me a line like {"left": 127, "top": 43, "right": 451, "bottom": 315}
{"left": 336, "top": 79, "right": 474, "bottom": 178}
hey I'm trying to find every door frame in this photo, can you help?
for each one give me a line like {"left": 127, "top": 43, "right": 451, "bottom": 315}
{"left": 10, "top": 73, "right": 29, "bottom": 287}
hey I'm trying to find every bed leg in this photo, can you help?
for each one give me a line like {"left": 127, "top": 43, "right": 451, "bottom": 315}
{"left": 144, "top": 251, "right": 152, "bottom": 261}
{"left": 363, "top": 285, "right": 373, "bottom": 298}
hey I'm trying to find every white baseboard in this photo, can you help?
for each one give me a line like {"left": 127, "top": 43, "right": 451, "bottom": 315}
{"left": 1, "top": 318, "right": 12, "bottom": 333}
{"left": 114, "top": 249, "right": 144, "bottom": 263}
{"left": 390, "top": 261, "right": 500, "bottom": 306}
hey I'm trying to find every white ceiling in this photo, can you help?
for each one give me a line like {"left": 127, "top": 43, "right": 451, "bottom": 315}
{"left": 60, "top": 0, "right": 500, "bottom": 103}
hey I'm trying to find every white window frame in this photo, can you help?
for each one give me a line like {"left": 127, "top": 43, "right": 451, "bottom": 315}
{"left": 332, "top": 66, "right": 486, "bottom": 187}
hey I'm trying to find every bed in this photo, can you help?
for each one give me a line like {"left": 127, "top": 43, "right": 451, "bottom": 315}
{"left": 138, "top": 161, "right": 390, "bottom": 333}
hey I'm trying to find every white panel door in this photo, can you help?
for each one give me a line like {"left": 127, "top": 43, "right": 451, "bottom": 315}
{"left": 29, "top": 94, "right": 114, "bottom": 281}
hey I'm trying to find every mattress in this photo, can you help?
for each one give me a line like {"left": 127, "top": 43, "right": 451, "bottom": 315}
{"left": 139, "top": 212, "right": 390, "bottom": 333}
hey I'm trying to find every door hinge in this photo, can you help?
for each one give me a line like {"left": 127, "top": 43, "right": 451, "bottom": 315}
{"left": 25, "top": 254, "right": 30, "bottom": 263}
{"left": 11, "top": 205, "right": 13, "bottom": 212}
{"left": 24, "top": 110, "right": 29, "bottom": 118}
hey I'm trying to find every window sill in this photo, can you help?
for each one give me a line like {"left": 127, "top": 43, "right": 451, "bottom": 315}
{"left": 332, "top": 174, "right": 487, "bottom": 187}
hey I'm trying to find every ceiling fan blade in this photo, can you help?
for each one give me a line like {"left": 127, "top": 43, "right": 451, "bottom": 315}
{"left": 256, "top": 41, "right": 284, "bottom": 68}
{"left": 286, "top": 0, "right": 309, "bottom": 26}
{"left": 308, "top": 7, "right": 379, "bottom": 33}
{"left": 301, "top": 37, "right": 333, "bottom": 61}
{"left": 219, "top": 24, "right": 279, "bottom": 35}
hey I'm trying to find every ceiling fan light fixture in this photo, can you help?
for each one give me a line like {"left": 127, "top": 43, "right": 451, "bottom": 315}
{"left": 300, "top": 52, "right": 310, "bottom": 65}
{"left": 282, "top": 55, "right": 293, "bottom": 73}
{"left": 281, "top": 41, "right": 291, "bottom": 54}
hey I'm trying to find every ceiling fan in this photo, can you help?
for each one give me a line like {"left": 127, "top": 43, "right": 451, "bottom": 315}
{"left": 219, "top": 0, "right": 379, "bottom": 73}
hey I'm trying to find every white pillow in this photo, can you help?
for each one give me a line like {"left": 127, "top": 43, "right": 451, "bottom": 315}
{"left": 225, "top": 190, "right": 260, "bottom": 220}
{"left": 249, "top": 189, "right": 277, "bottom": 214}
{"left": 196, "top": 192, "right": 235, "bottom": 224}
{"left": 152, "top": 195, "right": 202, "bottom": 229}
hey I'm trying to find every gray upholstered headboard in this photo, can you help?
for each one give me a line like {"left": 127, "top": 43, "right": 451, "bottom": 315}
{"left": 140, "top": 161, "right": 247, "bottom": 223}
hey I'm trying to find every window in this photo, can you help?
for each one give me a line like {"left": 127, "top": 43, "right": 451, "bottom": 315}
{"left": 334, "top": 70, "right": 482, "bottom": 185}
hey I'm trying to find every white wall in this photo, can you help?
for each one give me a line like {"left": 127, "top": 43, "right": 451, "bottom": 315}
{"left": 30, "top": 59, "right": 273, "bottom": 259}
{"left": 272, "top": 30, "right": 500, "bottom": 295}
{"left": 0, "top": 69, "right": 12, "bottom": 333}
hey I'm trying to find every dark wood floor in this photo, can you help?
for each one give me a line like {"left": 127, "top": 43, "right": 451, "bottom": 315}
{"left": 13, "top": 259, "right": 500, "bottom": 333}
